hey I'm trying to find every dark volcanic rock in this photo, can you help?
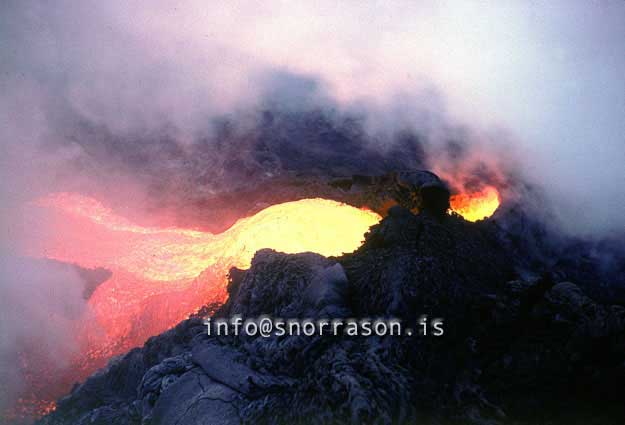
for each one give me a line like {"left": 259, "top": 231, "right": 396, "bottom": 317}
{"left": 38, "top": 211, "right": 625, "bottom": 425}
{"left": 489, "top": 204, "right": 625, "bottom": 305}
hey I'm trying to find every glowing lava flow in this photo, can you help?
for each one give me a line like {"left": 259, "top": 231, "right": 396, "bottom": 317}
{"left": 24, "top": 189, "right": 502, "bottom": 359}
{"left": 26, "top": 189, "right": 500, "bottom": 361}
{"left": 15, "top": 188, "right": 500, "bottom": 419}
{"left": 449, "top": 185, "right": 501, "bottom": 222}
{"left": 26, "top": 194, "right": 381, "bottom": 365}
{"left": 9, "top": 194, "right": 382, "bottom": 419}
{"left": 33, "top": 193, "right": 382, "bottom": 281}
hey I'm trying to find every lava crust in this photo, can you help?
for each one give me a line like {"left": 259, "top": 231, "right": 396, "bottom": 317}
{"left": 37, "top": 208, "right": 625, "bottom": 425}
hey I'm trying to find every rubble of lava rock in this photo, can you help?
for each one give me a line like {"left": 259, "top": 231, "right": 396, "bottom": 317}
{"left": 37, "top": 201, "right": 625, "bottom": 425}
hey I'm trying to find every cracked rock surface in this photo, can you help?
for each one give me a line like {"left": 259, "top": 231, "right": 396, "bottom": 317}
{"left": 38, "top": 210, "right": 625, "bottom": 425}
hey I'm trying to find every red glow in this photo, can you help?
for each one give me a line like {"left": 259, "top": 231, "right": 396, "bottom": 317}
{"left": 12, "top": 193, "right": 381, "bottom": 419}
{"left": 12, "top": 185, "right": 501, "bottom": 420}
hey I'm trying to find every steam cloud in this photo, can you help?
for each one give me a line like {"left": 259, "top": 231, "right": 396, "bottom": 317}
{"left": 2, "top": 1, "right": 624, "bottom": 233}
{"left": 1, "top": 0, "right": 624, "bottom": 416}
{"left": 0, "top": 256, "right": 87, "bottom": 411}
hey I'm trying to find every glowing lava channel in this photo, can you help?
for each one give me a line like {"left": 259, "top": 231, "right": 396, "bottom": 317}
{"left": 34, "top": 194, "right": 382, "bottom": 282}
{"left": 26, "top": 190, "right": 500, "bottom": 362}
{"left": 25, "top": 195, "right": 381, "bottom": 363}
{"left": 15, "top": 189, "right": 500, "bottom": 419}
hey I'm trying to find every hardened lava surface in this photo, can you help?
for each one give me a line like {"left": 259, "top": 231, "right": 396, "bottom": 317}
{"left": 38, "top": 208, "right": 625, "bottom": 425}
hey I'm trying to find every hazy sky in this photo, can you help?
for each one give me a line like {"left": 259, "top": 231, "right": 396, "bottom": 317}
{"left": 1, "top": 1, "right": 624, "bottom": 236}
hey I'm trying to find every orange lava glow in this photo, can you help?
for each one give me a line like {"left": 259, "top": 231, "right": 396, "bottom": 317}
{"left": 14, "top": 187, "right": 501, "bottom": 420}
{"left": 449, "top": 185, "right": 501, "bottom": 222}
{"left": 4, "top": 399, "right": 56, "bottom": 422}
{"left": 18, "top": 193, "right": 381, "bottom": 407}
{"left": 34, "top": 193, "right": 382, "bottom": 282}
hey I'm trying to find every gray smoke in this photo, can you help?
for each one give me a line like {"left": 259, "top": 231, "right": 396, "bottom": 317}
{"left": 2, "top": 1, "right": 623, "bottom": 235}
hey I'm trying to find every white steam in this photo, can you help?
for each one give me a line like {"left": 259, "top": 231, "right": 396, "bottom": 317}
{"left": 2, "top": 1, "right": 623, "bottom": 235}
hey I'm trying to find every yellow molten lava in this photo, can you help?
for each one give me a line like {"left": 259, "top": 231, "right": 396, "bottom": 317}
{"left": 16, "top": 190, "right": 500, "bottom": 418}
{"left": 23, "top": 194, "right": 382, "bottom": 385}
{"left": 33, "top": 194, "right": 381, "bottom": 282}
{"left": 213, "top": 198, "right": 382, "bottom": 270}
{"left": 449, "top": 185, "right": 500, "bottom": 222}
{"left": 24, "top": 190, "right": 501, "bottom": 364}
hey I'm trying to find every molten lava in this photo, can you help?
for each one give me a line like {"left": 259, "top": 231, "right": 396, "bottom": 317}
{"left": 21, "top": 194, "right": 381, "bottom": 395}
{"left": 449, "top": 185, "right": 501, "bottom": 222}
{"left": 14, "top": 187, "right": 500, "bottom": 419}
{"left": 33, "top": 193, "right": 382, "bottom": 281}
